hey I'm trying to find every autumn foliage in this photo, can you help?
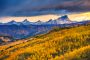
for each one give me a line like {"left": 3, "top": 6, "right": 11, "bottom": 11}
{"left": 0, "top": 25, "right": 90, "bottom": 60}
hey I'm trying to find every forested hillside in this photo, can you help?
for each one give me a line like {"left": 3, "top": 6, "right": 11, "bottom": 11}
{"left": 0, "top": 24, "right": 90, "bottom": 60}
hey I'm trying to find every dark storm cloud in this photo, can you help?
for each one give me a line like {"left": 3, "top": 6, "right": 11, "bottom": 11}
{"left": 0, "top": 0, "right": 90, "bottom": 16}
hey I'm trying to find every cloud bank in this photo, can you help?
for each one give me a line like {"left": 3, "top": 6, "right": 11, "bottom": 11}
{"left": 0, "top": 0, "right": 90, "bottom": 16}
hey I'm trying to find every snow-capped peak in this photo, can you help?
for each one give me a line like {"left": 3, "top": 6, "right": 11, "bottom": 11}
{"left": 22, "top": 19, "right": 31, "bottom": 25}
{"left": 34, "top": 20, "right": 43, "bottom": 25}
{"left": 9, "top": 20, "right": 16, "bottom": 23}
{"left": 22, "top": 19, "right": 30, "bottom": 23}
{"left": 7, "top": 20, "right": 18, "bottom": 25}
{"left": 36, "top": 20, "right": 42, "bottom": 23}
{"left": 56, "top": 15, "right": 72, "bottom": 24}
{"left": 58, "top": 15, "right": 71, "bottom": 21}
{"left": 45, "top": 15, "right": 72, "bottom": 24}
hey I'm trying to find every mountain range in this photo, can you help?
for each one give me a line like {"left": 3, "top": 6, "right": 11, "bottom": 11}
{"left": 0, "top": 15, "right": 74, "bottom": 25}
{"left": 0, "top": 15, "right": 90, "bottom": 43}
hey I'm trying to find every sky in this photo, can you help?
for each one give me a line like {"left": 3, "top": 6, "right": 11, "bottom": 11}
{"left": 0, "top": 0, "right": 90, "bottom": 22}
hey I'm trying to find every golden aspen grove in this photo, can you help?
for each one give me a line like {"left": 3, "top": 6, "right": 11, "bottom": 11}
{"left": 0, "top": 24, "right": 90, "bottom": 60}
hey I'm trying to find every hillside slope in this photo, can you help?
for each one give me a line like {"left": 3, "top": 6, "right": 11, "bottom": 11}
{"left": 0, "top": 25, "right": 90, "bottom": 60}
{"left": 54, "top": 45, "right": 90, "bottom": 60}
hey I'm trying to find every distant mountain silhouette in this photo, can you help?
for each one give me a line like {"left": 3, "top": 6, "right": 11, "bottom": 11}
{"left": 0, "top": 15, "right": 90, "bottom": 41}
{"left": 22, "top": 19, "right": 31, "bottom": 25}
{"left": 45, "top": 15, "right": 72, "bottom": 24}
{"left": 0, "top": 15, "right": 73, "bottom": 25}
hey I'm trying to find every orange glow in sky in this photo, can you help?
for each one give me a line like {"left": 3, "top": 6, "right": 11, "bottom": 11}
{"left": 0, "top": 15, "right": 60, "bottom": 23}
{"left": 0, "top": 12, "right": 90, "bottom": 23}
